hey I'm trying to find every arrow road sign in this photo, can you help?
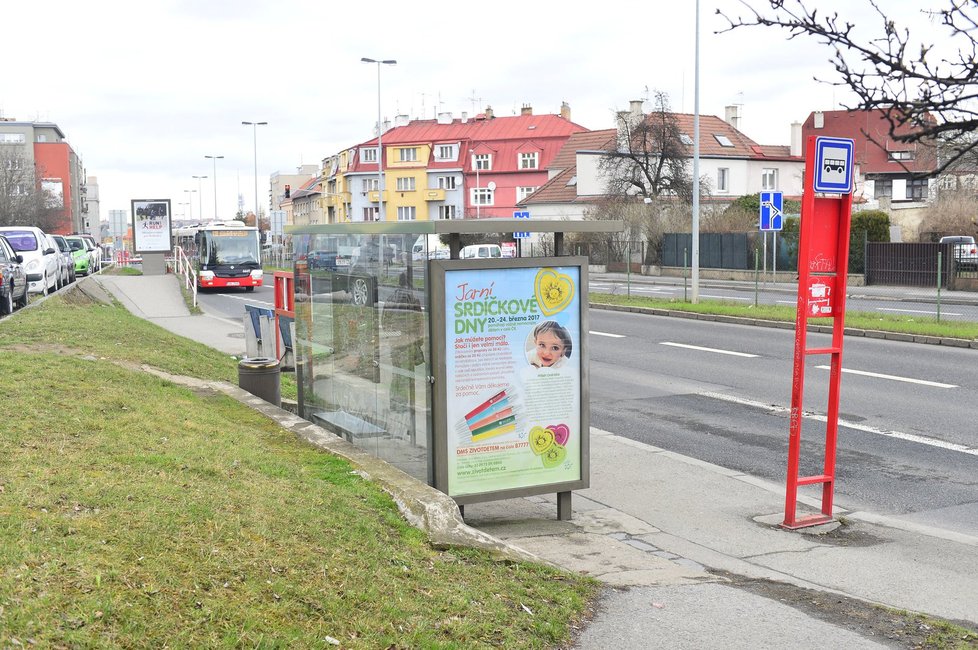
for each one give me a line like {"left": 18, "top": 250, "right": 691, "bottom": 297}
{"left": 760, "top": 191, "right": 783, "bottom": 231}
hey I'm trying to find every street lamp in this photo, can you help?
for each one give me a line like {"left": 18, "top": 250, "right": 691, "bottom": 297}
{"left": 242, "top": 121, "right": 267, "bottom": 230}
{"left": 204, "top": 155, "right": 224, "bottom": 219}
{"left": 361, "top": 57, "right": 396, "bottom": 221}
{"left": 192, "top": 175, "right": 207, "bottom": 222}
{"left": 183, "top": 189, "right": 197, "bottom": 221}
{"left": 469, "top": 148, "right": 480, "bottom": 219}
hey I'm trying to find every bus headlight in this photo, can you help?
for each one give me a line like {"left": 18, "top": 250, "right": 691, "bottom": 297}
{"left": 250, "top": 270, "right": 263, "bottom": 280}
{"left": 200, "top": 270, "right": 215, "bottom": 281}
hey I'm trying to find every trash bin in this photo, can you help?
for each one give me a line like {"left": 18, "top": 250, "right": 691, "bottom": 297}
{"left": 238, "top": 357, "right": 281, "bottom": 406}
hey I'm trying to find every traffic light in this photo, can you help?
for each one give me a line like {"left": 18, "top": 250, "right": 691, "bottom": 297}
{"left": 285, "top": 184, "right": 291, "bottom": 198}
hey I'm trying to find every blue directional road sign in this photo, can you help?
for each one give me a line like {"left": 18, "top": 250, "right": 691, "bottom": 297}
{"left": 513, "top": 210, "right": 530, "bottom": 239}
{"left": 813, "top": 136, "right": 854, "bottom": 194}
{"left": 759, "top": 191, "right": 783, "bottom": 231}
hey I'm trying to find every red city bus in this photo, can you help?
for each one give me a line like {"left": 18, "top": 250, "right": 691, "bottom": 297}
{"left": 175, "top": 221, "right": 263, "bottom": 291}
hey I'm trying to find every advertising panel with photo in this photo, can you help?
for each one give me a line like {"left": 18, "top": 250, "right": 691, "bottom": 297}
{"left": 131, "top": 199, "right": 172, "bottom": 253}
{"left": 441, "top": 261, "right": 584, "bottom": 498}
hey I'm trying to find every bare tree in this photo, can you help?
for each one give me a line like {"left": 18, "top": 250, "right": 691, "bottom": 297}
{"left": 599, "top": 91, "right": 693, "bottom": 202}
{"left": 0, "top": 147, "right": 58, "bottom": 229}
{"left": 718, "top": 1, "right": 978, "bottom": 174}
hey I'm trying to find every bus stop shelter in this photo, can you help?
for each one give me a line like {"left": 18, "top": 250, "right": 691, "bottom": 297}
{"left": 287, "top": 218, "right": 622, "bottom": 517}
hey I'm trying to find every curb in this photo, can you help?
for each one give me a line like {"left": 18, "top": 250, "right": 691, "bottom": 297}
{"left": 590, "top": 302, "right": 978, "bottom": 349}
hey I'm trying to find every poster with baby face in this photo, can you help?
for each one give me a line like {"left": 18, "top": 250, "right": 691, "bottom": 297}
{"left": 444, "top": 264, "right": 581, "bottom": 497}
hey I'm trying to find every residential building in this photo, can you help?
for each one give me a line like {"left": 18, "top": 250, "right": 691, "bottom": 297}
{"left": 269, "top": 165, "right": 318, "bottom": 223}
{"left": 0, "top": 118, "right": 86, "bottom": 233}
{"left": 290, "top": 176, "right": 325, "bottom": 226}
{"left": 83, "top": 175, "right": 100, "bottom": 239}
{"left": 523, "top": 102, "right": 804, "bottom": 219}
{"left": 343, "top": 103, "right": 586, "bottom": 222}
{"left": 802, "top": 109, "right": 939, "bottom": 239}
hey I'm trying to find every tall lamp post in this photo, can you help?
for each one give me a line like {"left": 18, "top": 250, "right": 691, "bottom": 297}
{"left": 191, "top": 175, "right": 207, "bottom": 222}
{"left": 183, "top": 189, "right": 196, "bottom": 221}
{"left": 242, "top": 121, "right": 267, "bottom": 232}
{"left": 204, "top": 155, "right": 224, "bottom": 220}
{"left": 361, "top": 57, "right": 396, "bottom": 221}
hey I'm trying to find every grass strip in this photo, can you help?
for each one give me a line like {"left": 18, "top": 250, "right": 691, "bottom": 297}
{"left": 590, "top": 293, "right": 978, "bottom": 340}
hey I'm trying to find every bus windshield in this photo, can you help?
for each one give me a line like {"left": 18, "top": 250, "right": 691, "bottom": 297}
{"left": 199, "top": 230, "right": 260, "bottom": 266}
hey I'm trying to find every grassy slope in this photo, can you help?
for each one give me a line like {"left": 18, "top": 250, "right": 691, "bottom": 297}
{"left": 0, "top": 293, "right": 595, "bottom": 648}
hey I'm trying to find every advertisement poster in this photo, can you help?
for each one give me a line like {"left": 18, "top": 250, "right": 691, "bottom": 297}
{"left": 131, "top": 199, "right": 172, "bottom": 253}
{"left": 445, "top": 264, "right": 581, "bottom": 496}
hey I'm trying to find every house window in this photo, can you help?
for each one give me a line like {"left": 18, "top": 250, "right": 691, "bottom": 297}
{"left": 398, "top": 147, "right": 417, "bottom": 162}
{"left": 714, "top": 134, "right": 734, "bottom": 147}
{"left": 437, "top": 145, "right": 455, "bottom": 160}
{"left": 680, "top": 133, "right": 693, "bottom": 145}
{"left": 362, "top": 177, "right": 379, "bottom": 192}
{"left": 717, "top": 168, "right": 729, "bottom": 192}
{"left": 520, "top": 152, "right": 539, "bottom": 169}
{"left": 874, "top": 178, "right": 892, "bottom": 199}
{"left": 473, "top": 153, "right": 491, "bottom": 170}
{"left": 362, "top": 207, "right": 379, "bottom": 221}
{"left": 437, "top": 175, "right": 457, "bottom": 190}
{"left": 472, "top": 188, "right": 494, "bottom": 205}
{"left": 761, "top": 168, "right": 778, "bottom": 191}
{"left": 397, "top": 206, "right": 416, "bottom": 221}
{"left": 438, "top": 205, "right": 458, "bottom": 219}
{"left": 0, "top": 133, "right": 26, "bottom": 144}
{"left": 889, "top": 151, "right": 915, "bottom": 161}
{"left": 906, "top": 178, "right": 928, "bottom": 200}
{"left": 362, "top": 147, "right": 378, "bottom": 163}
{"left": 517, "top": 186, "right": 537, "bottom": 202}
{"left": 396, "top": 177, "right": 416, "bottom": 191}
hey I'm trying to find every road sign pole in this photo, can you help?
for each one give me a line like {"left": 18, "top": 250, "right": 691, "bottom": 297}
{"left": 763, "top": 232, "right": 768, "bottom": 281}
{"left": 773, "top": 231, "right": 778, "bottom": 280}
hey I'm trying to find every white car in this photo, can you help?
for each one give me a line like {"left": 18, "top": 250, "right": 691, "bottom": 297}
{"left": 0, "top": 226, "right": 60, "bottom": 295}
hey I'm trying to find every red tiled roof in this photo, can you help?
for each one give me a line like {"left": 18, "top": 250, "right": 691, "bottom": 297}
{"left": 548, "top": 129, "right": 617, "bottom": 172}
{"left": 801, "top": 109, "right": 937, "bottom": 174}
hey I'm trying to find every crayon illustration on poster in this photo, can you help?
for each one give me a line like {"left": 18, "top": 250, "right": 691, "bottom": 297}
{"left": 445, "top": 264, "right": 582, "bottom": 496}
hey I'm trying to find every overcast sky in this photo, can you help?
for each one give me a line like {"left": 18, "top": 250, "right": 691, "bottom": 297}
{"left": 1, "top": 0, "right": 941, "bottom": 222}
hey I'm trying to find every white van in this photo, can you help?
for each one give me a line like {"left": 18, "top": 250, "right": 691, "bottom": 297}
{"left": 461, "top": 244, "right": 502, "bottom": 260}
{"left": 412, "top": 234, "right": 450, "bottom": 260}
{"left": 0, "top": 226, "right": 60, "bottom": 295}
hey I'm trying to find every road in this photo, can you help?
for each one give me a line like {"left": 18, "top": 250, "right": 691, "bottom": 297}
{"left": 199, "top": 280, "right": 978, "bottom": 537}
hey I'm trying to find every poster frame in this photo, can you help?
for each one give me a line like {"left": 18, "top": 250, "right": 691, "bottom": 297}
{"left": 131, "top": 199, "right": 173, "bottom": 254}
{"left": 429, "top": 255, "right": 590, "bottom": 505}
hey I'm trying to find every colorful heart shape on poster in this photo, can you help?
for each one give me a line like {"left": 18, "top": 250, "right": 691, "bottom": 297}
{"left": 542, "top": 443, "right": 567, "bottom": 468}
{"left": 534, "top": 268, "right": 575, "bottom": 316}
{"left": 546, "top": 423, "right": 570, "bottom": 447}
{"left": 529, "top": 426, "right": 555, "bottom": 455}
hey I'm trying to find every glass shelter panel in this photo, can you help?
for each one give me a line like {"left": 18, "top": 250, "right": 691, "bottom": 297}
{"left": 294, "top": 231, "right": 431, "bottom": 482}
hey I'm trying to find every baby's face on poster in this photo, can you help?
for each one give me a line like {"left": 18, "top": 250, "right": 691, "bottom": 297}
{"left": 534, "top": 331, "right": 565, "bottom": 367}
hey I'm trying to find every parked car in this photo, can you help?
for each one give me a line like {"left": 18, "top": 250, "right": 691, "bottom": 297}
{"left": 0, "top": 226, "right": 60, "bottom": 295}
{"left": 73, "top": 233, "right": 102, "bottom": 272}
{"left": 65, "top": 236, "right": 92, "bottom": 276}
{"left": 50, "top": 234, "right": 76, "bottom": 286}
{"left": 939, "top": 235, "right": 978, "bottom": 269}
{"left": 0, "top": 234, "right": 29, "bottom": 315}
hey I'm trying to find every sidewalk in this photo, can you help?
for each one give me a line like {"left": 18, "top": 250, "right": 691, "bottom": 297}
{"left": 100, "top": 274, "right": 978, "bottom": 648}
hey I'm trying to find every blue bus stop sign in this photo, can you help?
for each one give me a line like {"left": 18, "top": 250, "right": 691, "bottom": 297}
{"left": 759, "top": 191, "right": 783, "bottom": 231}
{"left": 813, "top": 136, "right": 854, "bottom": 194}
{"left": 513, "top": 210, "right": 530, "bottom": 239}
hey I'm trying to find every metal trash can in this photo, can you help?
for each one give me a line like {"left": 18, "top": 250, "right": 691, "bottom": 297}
{"left": 238, "top": 357, "right": 281, "bottom": 406}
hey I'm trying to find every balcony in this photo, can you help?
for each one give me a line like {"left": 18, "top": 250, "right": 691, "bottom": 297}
{"left": 367, "top": 190, "right": 389, "bottom": 203}
{"left": 323, "top": 192, "right": 351, "bottom": 207}
{"left": 423, "top": 189, "right": 446, "bottom": 201}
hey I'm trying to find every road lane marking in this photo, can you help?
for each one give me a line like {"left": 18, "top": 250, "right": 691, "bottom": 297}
{"left": 660, "top": 342, "right": 758, "bottom": 357}
{"left": 590, "top": 330, "right": 625, "bottom": 338}
{"left": 815, "top": 365, "right": 957, "bottom": 389}
{"left": 879, "top": 307, "right": 962, "bottom": 316}
{"left": 702, "top": 391, "right": 978, "bottom": 456}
